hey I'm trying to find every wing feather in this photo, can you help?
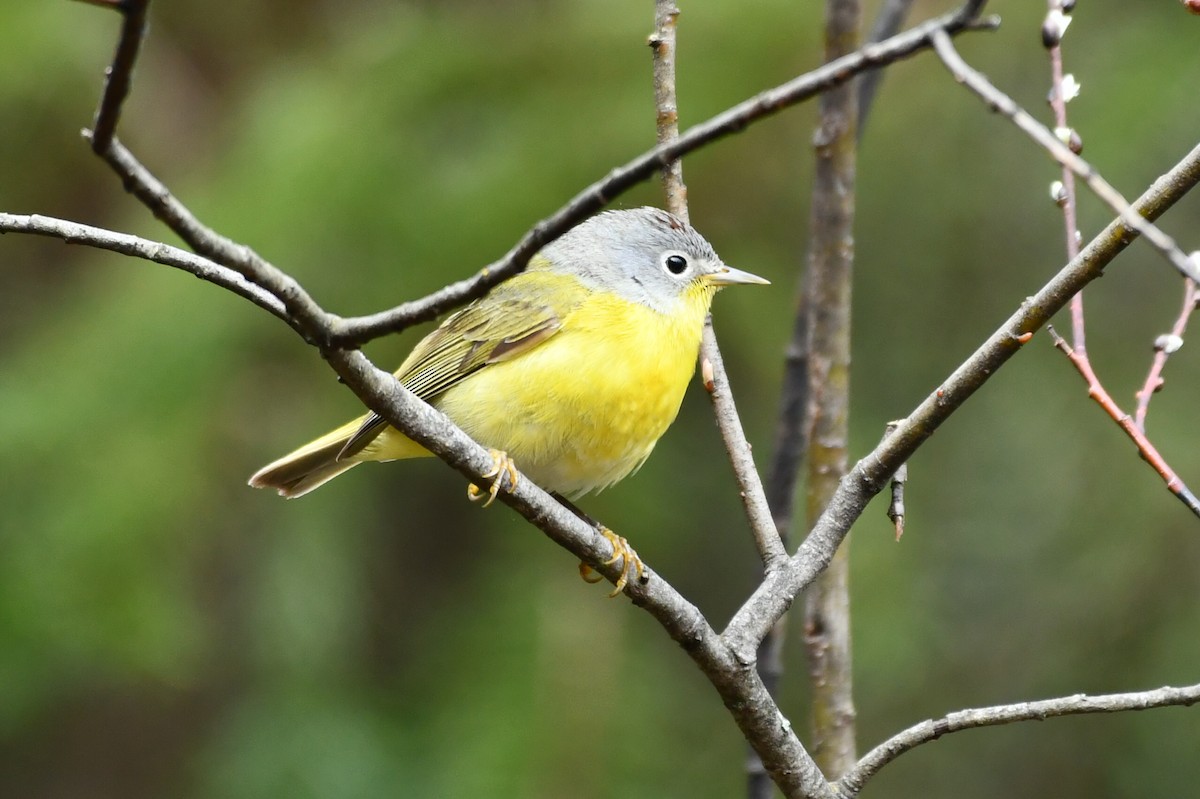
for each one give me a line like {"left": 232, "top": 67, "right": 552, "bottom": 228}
{"left": 338, "top": 270, "right": 584, "bottom": 460}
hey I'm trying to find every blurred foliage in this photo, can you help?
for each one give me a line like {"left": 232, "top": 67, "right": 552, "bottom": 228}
{"left": 1, "top": 0, "right": 1199, "bottom": 797}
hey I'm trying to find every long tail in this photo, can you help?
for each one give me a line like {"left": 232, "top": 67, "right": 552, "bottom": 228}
{"left": 249, "top": 418, "right": 366, "bottom": 498}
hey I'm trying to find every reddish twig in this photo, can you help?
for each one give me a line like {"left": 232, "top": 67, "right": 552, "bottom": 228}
{"left": 1035, "top": 4, "right": 1200, "bottom": 514}
{"left": 1134, "top": 277, "right": 1199, "bottom": 431}
{"left": 1042, "top": 0, "right": 1085, "bottom": 349}
{"left": 933, "top": 25, "right": 1200, "bottom": 518}
{"left": 1047, "top": 326, "right": 1200, "bottom": 516}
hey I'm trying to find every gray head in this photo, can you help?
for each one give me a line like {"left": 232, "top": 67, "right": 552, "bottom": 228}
{"left": 539, "top": 207, "right": 767, "bottom": 313}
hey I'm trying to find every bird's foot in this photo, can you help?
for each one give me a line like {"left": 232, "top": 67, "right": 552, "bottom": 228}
{"left": 467, "top": 449, "right": 519, "bottom": 508}
{"left": 578, "top": 527, "right": 646, "bottom": 597}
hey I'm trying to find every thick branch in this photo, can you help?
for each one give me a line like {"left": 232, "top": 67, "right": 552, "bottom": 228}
{"left": 801, "top": 0, "right": 862, "bottom": 779}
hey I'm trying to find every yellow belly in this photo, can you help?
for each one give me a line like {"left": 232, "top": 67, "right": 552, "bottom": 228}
{"left": 367, "top": 287, "right": 711, "bottom": 497}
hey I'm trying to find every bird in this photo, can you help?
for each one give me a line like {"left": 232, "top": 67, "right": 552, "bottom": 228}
{"left": 249, "top": 206, "right": 768, "bottom": 592}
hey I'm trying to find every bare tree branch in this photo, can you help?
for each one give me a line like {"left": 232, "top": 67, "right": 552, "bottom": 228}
{"left": 723, "top": 139, "right": 1200, "bottom": 659}
{"left": 836, "top": 682, "right": 1200, "bottom": 798}
{"left": 929, "top": 30, "right": 1200, "bottom": 517}
{"left": 649, "top": 5, "right": 807, "bottom": 792}
{"left": 801, "top": 0, "right": 862, "bottom": 780}
{"left": 856, "top": 0, "right": 915, "bottom": 136}
{"left": 0, "top": 212, "right": 287, "bottom": 323}
{"left": 648, "top": 1, "right": 784, "bottom": 570}
{"left": 332, "top": 0, "right": 998, "bottom": 347}
{"left": 649, "top": 2, "right": 688, "bottom": 216}
{"left": 931, "top": 30, "right": 1200, "bottom": 285}
{"left": 1135, "top": 277, "right": 1199, "bottom": 431}
{"left": 9, "top": 3, "right": 1192, "bottom": 796}
{"left": 1042, "top": 0, "right": 1086, "bottom": 349}
{"left": 77, "top": 0, "right": 146, "bottom": 152}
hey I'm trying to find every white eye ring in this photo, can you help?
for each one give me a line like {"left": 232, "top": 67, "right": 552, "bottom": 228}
{"left": 662, "top": 252, "right": 690, "bottom": 276}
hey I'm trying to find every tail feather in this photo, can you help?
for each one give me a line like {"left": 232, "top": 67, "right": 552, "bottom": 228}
{"left": 249, "top": 418, "right": 365, "bottom": 498}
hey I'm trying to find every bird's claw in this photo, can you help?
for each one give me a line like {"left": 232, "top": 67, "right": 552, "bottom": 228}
{"left": 579, "top": 527, "right": 646, "bottom": 597}
{"left": 467, "top": 449, "right": 519, "bottom": 508}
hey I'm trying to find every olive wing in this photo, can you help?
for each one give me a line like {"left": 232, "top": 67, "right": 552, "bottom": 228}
{"left": 338, "top": 273, "right": 585, "bottom": 460}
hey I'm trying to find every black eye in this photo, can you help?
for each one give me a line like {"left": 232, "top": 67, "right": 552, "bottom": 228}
{"left": 664, "top": 254, "right": 689, "bottom": 275}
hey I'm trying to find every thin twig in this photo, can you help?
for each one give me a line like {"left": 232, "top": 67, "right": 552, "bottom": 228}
{"left": 649, "top": 2, "right": 688, "bottom": 216}
{"left": 648, "top": 2, "right": 783, "bottom": 569}
{"left": 931, "top": 30, "right": 1200, "bottom": 285}
{"left": 1135, "top": 278, "right": 1199, "bottom": 431}
{"left": 1047, "top": 325, "right": 1200, "bottom": 516}
{"left": 77, "top": 0, "right": 147, "bottom": 152}
{"left": 0, "top": 212, "right": 288, "bottom": 323}
{"left": 1033, "top": 5, "right": 1200, "bottom": 513}
{"left": 836, "top": 682, "right": 1200, "bottom": 798}
{"left": 935, "top": 27, "right": 1200, "bottom": 516}
{"left": 884, "top": 422, "right": 908, "bottom": 541}
{"left": 84, "top": 134, "right": 335, "bottom": 344}
{"left": 648, "top": 10, "right": 802, "bottom": 790}
{"left": 856, "top": 0, "right": 915, "bottom": 137}
{"left": 701, "top": 328, "right": 788, "bottom": 567}
{"left": 724, "top": 140, "right": 1200, "bottom": 659}
{"left": 1043, "top": 0, "right": 1085, "bottom": 350}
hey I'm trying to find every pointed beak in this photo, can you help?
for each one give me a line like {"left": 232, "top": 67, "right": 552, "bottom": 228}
{"left": 706, "top": 264, "right": 770, "bottom": 287}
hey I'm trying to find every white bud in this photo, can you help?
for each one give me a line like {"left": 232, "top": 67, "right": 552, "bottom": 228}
{"left": 1156, "top": 334, "right": 1184, "bottom": 354}
{"left": 1045, "top": 9, "right": 1072, "bottom": 41}
{"left": 1061, "top": 74, "right": 1081, "bottom": 102}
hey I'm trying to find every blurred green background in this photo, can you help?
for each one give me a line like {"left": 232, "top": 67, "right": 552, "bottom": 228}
{"left": 2, "top": 1, "right": 1198, "bottom": 797}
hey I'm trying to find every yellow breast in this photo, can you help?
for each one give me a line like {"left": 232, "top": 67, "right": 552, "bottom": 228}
{"left": 430, "top": 283, "right": 714, "bottom": 497}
